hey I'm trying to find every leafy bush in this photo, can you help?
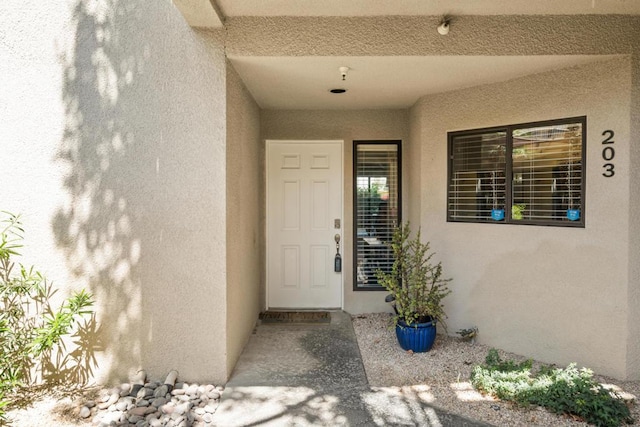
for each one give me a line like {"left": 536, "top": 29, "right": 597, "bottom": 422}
{"left": 0, "top": 212, "right": 94, "bottom": 423}
{"left": 471, "top": 349, "right": 634, "bottom": 427}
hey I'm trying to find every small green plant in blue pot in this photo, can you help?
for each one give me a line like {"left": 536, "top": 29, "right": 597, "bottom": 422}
{"left": 376, "top": 222, "right": 452, "bottom": 352}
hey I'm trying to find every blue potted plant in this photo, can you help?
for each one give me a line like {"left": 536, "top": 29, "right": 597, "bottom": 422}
{"left": 376, "top": 222, "right": 452, "bottom": 352}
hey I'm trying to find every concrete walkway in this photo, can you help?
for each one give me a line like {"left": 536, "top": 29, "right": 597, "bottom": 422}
{"left": 212, "top": 311, "right": 490, "bottom": 426}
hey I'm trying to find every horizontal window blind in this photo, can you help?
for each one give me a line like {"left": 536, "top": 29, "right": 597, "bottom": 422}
{"left": 512, "top": 124, "right": 583, "bottom": 222}
{"left": 354, "top": 142, "right": 400, "bottom": 289}
{"left": 447, "top": 117, "right": 585, "bottom": 227}
{"left": 449, "top": 131, "right": 507, "bottom": 221}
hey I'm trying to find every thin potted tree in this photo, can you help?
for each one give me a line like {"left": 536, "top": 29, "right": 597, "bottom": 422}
{"left": 376, "top": 222, "right": 452, "bottom": 352}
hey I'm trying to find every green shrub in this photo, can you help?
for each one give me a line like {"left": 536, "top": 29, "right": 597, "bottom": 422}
{"left": 0, "top": 212, "right": 94, "bottom": 423}
{"left": 375, "top": 222, "right": 452, "bottom": 328}
{"left": 471, "top": 349, "right": 634, "bottom": 427}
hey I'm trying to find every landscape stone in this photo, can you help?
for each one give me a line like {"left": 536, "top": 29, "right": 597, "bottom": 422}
{"left": 154, "top": 384, "right": 168, "bottom": 398}
{"left": 79, "top": 406, "right": 91, "bottom": 418}
{"left": 128, "top": 414, "right": 143, "bottom": 423}
{"left": 81, "top": 374, "right": 221, "bottom": 426}
{"left": 151, "top": 397, "right": 167, "bottom": 407}
{"left": 129, "top": 407, "right": 148, "bottom": 417}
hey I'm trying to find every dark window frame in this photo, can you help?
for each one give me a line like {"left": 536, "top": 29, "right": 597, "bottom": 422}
{"left": 353, "top": 140, "right": 402, "bottom": 291}
{"left": 447, "top": 116, "right": 586, "bottom": 227}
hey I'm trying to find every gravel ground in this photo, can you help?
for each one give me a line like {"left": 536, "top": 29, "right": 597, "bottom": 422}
{"left": 5, "top": 379, "right": 222, "bottom": 427}
{"left": 352, "top": 313, "right": 639, "bottom": 427}
{"left": 5, "top": 312, "right": 639, "bottom": 426}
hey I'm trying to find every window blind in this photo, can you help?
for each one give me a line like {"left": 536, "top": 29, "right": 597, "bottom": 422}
{"left": 447, "top": 117, "right": 585, "bottom": 226}
{"left": 354, "top": 142, "right": 400, "bottom": 289}
{"left": 449, "top": 131, "right": 507, "bottom": 221}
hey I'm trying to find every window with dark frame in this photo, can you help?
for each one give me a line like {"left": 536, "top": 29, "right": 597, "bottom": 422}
{"left": 354, "top": 141, "right": 401, "bottom": 290}
{"left": 448, "top": 117, "right": 586, "bottom": 227}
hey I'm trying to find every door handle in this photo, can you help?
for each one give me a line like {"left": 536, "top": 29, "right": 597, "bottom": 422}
{"left": 334, "top": 234, "right": 342, "bottom": 272}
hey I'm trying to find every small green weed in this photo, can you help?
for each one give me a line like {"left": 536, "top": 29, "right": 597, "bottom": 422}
{"left": 471, "top": 349, "right": 634, "bottom": 427}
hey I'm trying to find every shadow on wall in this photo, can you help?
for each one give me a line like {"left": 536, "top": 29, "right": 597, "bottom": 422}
{"left": 52, "top": 1, "right": 225, "bottom": 383}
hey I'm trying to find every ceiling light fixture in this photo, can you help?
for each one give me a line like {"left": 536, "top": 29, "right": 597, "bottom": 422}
{"left": 339, "top": 66, "right": 350, "bottom": 81}
{"left": 330, "top": 88, "right": 347, "bottom": 94}
{"left": 437, "top": 16, "right": 451, "bottom": 35}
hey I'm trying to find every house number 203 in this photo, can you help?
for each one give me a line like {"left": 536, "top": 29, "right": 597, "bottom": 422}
{"left": 602, "top": 130, "right": 615, "bottom": 178}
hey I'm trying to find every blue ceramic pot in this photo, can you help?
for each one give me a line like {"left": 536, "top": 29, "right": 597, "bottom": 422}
{"left": 395, "top": 318, "right": 437, "bottom": 352}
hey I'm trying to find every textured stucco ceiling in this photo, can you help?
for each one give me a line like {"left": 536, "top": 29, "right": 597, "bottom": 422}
{"left": 216, "top": 0, "right": 640, "bottom": 17}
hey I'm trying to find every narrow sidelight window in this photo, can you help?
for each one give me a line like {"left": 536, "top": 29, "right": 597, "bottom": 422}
{"left": 448, "top": 117, "right": 586, "bottom": 227}
{"left": 354, "top": 141, "right": 401, "bottom": 290}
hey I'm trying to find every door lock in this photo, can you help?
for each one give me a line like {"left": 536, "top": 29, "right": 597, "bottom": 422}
{"left": 334, "top": 234, "right": 342, "bottom": 273}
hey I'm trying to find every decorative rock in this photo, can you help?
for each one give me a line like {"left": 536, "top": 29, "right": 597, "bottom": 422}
{"left": 151, "top": 397, "right": 167, "bottom": 408}
{"left": 175, "top": 402, "right": 192, "bottom": 415}
{"left": 79, "top": 406, "right": 92, "bottom": 418}
{"left": 97, "top": 393, "right": 119, "bottom": 410}
{"left": 137, "top": 387, "right": 154, "bottom": 400}
{"left": 154, "top": 384, "right": 169, "bottom": 398}
{"left": 119, "top": 383, "right": 132, "bottom": 396}
{"left": 81, "top": 374, "right": 221, "bottom": 427}
{"left": 160, "top": 402, "right": 175, "bottom": 415}
{"left": 129, "top": 406, "right": 148, "bottom": 417}
{"left": 128, "top": 414, "right": 144, "bottom": 423}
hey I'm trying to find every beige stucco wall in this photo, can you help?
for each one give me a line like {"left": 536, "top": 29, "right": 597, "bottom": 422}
{"left": 412, "top": 57, "right": 634, "bottom": 379}
{"left": 1, "top": 1, "right": 229, "bottom": 384}
{"left": 225, "top": 62, "right": 263, "bottom": 378}
{"left": 629, "top": 47, "right": 640, "bottom": 382}
{"left": 261, "top": 109, "right": 409, "bottom": 313}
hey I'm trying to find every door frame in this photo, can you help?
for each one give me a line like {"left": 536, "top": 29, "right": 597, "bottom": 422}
{"left": 265, "top": 139, "right": 345, "bottom": 310}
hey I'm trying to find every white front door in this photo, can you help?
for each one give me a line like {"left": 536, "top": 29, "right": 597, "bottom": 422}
{"left": 266, "top": 140, "right": 343, "bottom": 309}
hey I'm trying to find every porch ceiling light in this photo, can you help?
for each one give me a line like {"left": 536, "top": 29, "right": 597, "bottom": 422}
{"left": 329, "top": 66, "right": 350, "bottom": 93}
{"left": 339, "top": 66, "right": 350, "bottom": 81}
{"left": 437, "top": 15, "right": 451, "bottom": 35}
